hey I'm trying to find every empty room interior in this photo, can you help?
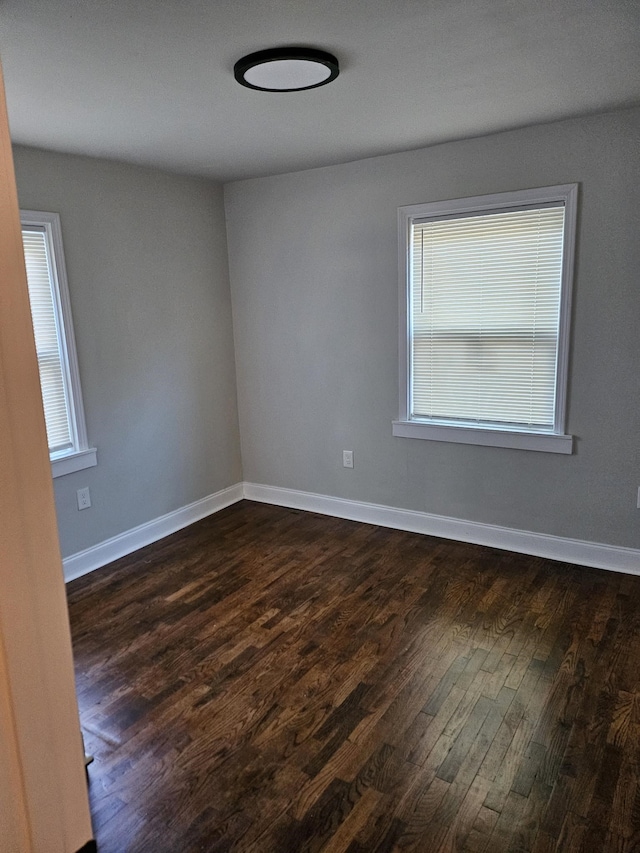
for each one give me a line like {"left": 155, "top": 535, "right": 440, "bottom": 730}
{"left": 1, "top": 1, "right": 640, "bottom": 851}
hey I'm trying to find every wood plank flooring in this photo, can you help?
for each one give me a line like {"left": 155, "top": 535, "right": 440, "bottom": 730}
{"left": 67, "top": 500, "right": 640, "bottom": 852}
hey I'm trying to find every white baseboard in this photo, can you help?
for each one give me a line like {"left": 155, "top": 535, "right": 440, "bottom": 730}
{"left": 63, "top": 483, "right": 243, "bottom": 582}
{"left": 243, "top": 482, "right": 640, "bottom": 576}
{"left": 63, "top": 480, "right": 640, "bottom": 583}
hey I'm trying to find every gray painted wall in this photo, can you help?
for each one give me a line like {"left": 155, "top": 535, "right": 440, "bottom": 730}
{"left": 225, "top": 106, "right": 640, "bottom": 548}
{"left": 13, "top": 146, "right": 242, "bottom": 557}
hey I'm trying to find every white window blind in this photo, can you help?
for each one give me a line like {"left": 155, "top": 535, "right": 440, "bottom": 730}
{"left": 410, "top": 204, "right": 566, "bottom": 432}
{"left": 22, "top": 226, "right": 73, "bottom": 453}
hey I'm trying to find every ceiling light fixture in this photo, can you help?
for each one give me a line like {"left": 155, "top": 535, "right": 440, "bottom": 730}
{"left": 234, "top": 47, "right": 339, "bottom": 92}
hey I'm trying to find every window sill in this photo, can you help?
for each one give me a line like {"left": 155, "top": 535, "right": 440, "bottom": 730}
{"left": 51, "top": 447, "right": 98, "bottom": 478}
{"left": 392, "top": 421, "right": 573, "bottom": 454}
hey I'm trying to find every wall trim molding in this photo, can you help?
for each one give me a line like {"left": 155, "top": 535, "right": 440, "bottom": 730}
{"left": 243, "top": 482, "right": 640, "bottom": 576}
{"left": 62, "top": 483, "right": 243, "bottom": 582}
{"left": 63, "top": 480, "right": 640, "bottom": 583}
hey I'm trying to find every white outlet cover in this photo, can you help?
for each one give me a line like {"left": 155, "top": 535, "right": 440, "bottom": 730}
{"left": 77, "top": 487, "right": 91, "bottom": 510}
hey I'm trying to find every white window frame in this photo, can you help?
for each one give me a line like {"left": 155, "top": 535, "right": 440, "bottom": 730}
{"left": 21, "top": 210, "right": 97, "bottom": 477}
{"left": 393, "top": 185, "right": 578, "bottom": 454}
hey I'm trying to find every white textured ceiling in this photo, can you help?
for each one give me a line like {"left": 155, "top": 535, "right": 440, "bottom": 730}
{"left": 1, "top": 0, "right": 639, "bottom": 181}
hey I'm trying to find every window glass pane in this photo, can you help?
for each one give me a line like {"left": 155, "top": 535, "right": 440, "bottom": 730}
{"left": 21, "top": 228, "right": 73, "bottom": 452}
{"left": 410, "top": 206, "right": 565, "bottom": 430}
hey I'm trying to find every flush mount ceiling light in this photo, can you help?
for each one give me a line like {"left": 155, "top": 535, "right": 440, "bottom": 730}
{"left": 234, "top": 47, "right": 339, "bottom": 92}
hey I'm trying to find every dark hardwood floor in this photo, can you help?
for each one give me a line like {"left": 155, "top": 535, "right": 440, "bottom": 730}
{"left": 67, "top": 500, "right": 640, "bottom": 852}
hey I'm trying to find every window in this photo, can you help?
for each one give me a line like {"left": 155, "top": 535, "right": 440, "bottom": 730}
{"left": 20, "top": 210, "right": 96, "bottom": 477}
{"left": 393, "top": 185, "right": 577, "bottom": 454}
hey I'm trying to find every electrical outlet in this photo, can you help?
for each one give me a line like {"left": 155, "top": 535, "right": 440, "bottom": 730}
{"left": 77, "top": 487, "right": 91, "bottom": 511}
{"left": 343, "top": 450, "right": 354, "bottom": 469}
